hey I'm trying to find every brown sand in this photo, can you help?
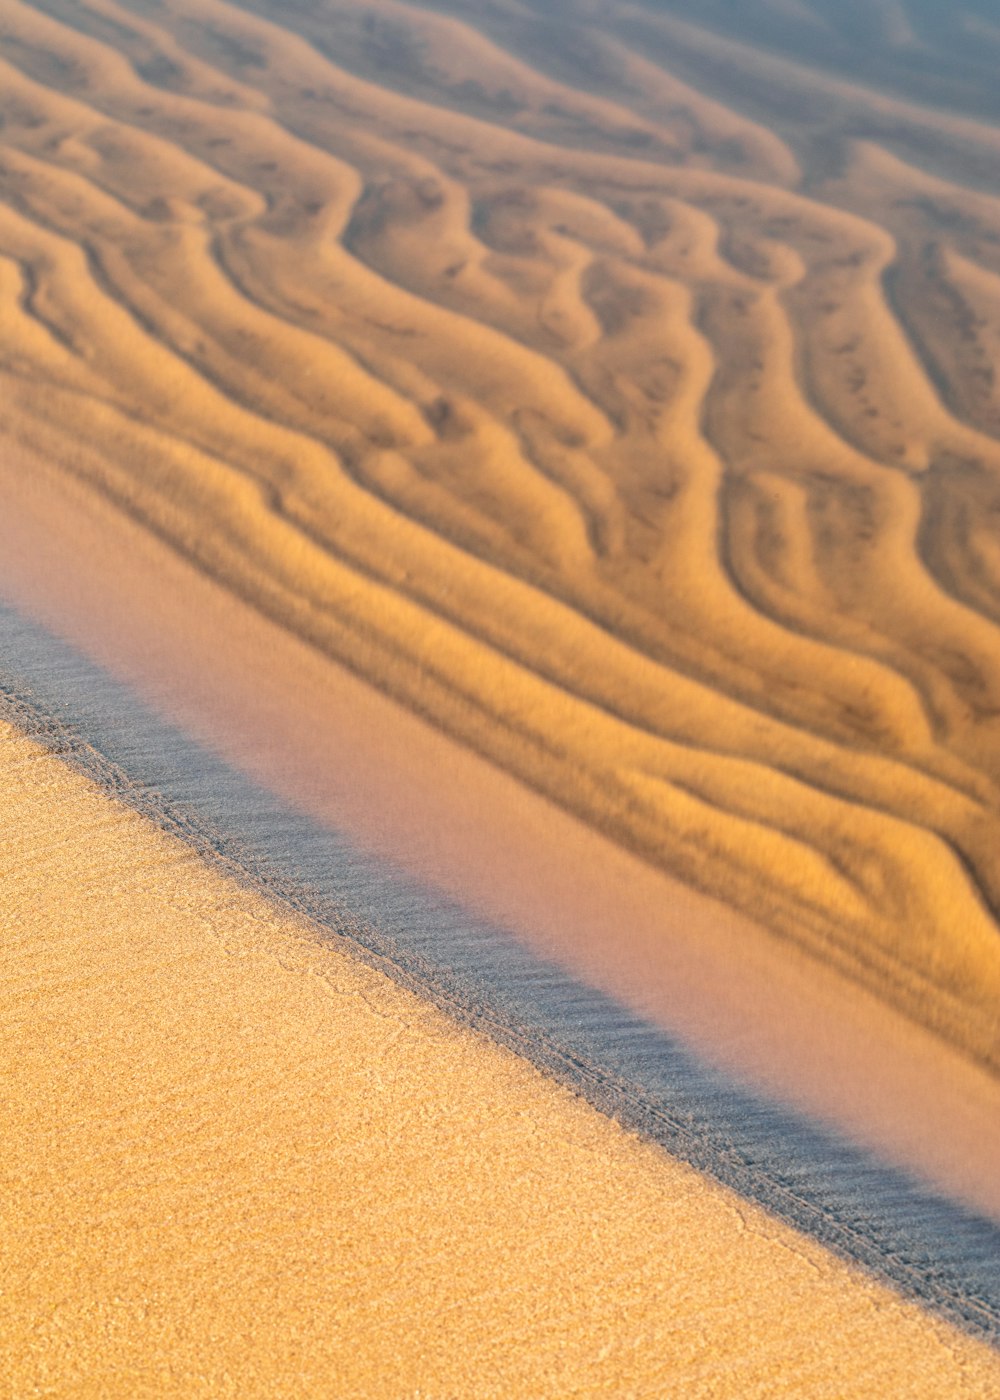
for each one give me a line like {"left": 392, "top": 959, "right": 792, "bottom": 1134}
{"left": 2, "top": 715, "right": 999, "bottom": 1398}
{"left": 1, "top": 0, "right": 1000, "bottom": 1089}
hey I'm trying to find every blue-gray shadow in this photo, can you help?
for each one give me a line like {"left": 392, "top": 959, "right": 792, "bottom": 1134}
{"left": 1, "top": 599, "right": 997, "bottom": 1344}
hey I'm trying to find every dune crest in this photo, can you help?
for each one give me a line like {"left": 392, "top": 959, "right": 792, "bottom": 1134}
{"left": 5, "top": 716, "right": 1000, "bottom": 1396}
{"left": 1, "top": 0, "right": 1000, "bottom": 1072}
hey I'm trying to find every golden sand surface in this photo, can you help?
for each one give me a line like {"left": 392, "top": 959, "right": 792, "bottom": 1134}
{"left": 2, "top": 0, "right": 1000, "bottom": 1082}
{"left": 2, "top": 715, "right": 999, "bottom": 1399}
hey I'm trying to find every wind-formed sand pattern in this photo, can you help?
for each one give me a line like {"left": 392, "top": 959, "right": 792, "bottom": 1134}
{"left": 2, "top": 0, "right": 1000, "bottom": 1083}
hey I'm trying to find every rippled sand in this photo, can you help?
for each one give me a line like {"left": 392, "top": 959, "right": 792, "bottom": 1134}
{"left": 2, "top": 0, "right": 1000, "bottom": 1080}
{"left": 3, "top": 0, "right": 1000, "bottom": 1385}
{"left": 2, "top": 716, "right": 998, "bottom": 1397}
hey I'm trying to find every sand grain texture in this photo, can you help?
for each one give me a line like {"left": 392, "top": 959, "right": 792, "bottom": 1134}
{"left": 2, "top": 717, "right": 1000, "bottom": 1398}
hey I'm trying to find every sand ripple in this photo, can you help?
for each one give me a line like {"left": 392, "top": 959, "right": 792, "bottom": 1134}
{"left": 1, "top": 0, "right": 999, "bottom": 1071}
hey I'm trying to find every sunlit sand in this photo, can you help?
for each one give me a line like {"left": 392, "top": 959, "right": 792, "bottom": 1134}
{"left": 2, "top": 0, "right": 1000, "bottom": 1386}
{"left": 3, "top": 719, "right": 999, "bottom": 1397}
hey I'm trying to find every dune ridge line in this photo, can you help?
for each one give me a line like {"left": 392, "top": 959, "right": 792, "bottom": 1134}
{"left": 1, "top": 647, "right": 999, "bottom": 1348}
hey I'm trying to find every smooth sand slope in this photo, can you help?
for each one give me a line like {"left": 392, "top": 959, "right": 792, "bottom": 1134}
{"left": 3, "top": 715, "right": 1000, "bottom": 1398}
{"left": 1, "top": 0, "right": 1000, "bottom": 1083}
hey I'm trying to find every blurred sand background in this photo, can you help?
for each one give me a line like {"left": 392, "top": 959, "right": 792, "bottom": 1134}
{"left": 3, "top": 0, "right": 1000, "bottom": 1388}
{"left": 3, "top": 717, "right": 1000, "bottom": 1397}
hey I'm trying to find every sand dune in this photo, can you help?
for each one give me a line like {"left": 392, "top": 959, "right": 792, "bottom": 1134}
{"left": 1, "top": 0, "right": 1000, "bottom": 1081}
{"left": 5, "top": 716, "right": 1000, "bottom": 1397}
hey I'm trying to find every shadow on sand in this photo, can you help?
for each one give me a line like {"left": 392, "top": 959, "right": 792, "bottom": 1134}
{"left": 1, "top": 599, "right": 997, "bottom": 1347}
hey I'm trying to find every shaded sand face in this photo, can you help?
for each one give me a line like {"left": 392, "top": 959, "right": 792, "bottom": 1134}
{"left": 3, "top": 717, "right": 1000, "bottom": 1398}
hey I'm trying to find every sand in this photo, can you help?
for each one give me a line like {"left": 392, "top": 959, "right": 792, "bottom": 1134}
{"left": 3, "top": 434, "right": 1000, "bottom": 1229}
{"left": 2, "top": 715, "right": 999, "bottom": 1398}
{"left": 1, "top": 0, "right": 1000, "bottom": 1200}
{"left": 2, "top": 0, "right": 1000, "bottom": 1385}
{"left": 0, "top": 0, "right": 999, "bottom": 1086}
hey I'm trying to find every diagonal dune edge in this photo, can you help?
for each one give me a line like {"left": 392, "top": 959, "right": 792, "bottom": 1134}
{"left": 2, "top": 430, "right": 1000, "bottom": 1236}
{"left": 2, "top": 709, "right": 1000, "bottom": 1398}
{"left": 2, "top": 615, "right": 1000, "bottom": 1352}
{"left": 3, "top": 0, "right": 1000, "bottom": 1382}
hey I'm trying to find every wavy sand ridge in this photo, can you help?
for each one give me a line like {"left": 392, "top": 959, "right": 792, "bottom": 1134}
{"left": 1, "top": 0, "right": 1000, "bottom": 1072}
